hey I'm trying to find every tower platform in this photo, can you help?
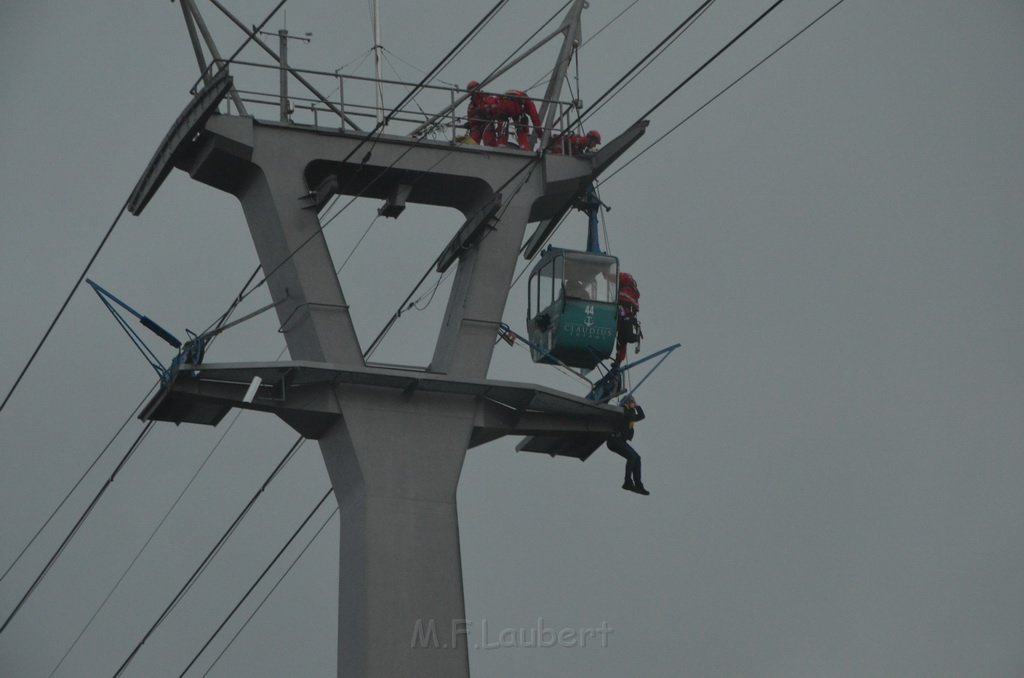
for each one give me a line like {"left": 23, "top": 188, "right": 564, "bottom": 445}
{"left": 141, "top": 361, "right": 623, "bottom": 459}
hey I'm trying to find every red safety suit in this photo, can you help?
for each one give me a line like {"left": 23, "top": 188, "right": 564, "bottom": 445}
{"left": 466, "top": 83, "right": 500, "bottom": 145}
{"left": 547, "top": 130, "right": 601, "bottom": 155}
{"left": 615, "top": 272, "right": 641, "bottom": 364}
{"left": 465, "top": 85, "right": 542, "bottom": 150}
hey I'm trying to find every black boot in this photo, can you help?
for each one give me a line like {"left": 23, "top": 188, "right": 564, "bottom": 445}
{"left": 631, "top": 482, "right": 650, "bottom": 496}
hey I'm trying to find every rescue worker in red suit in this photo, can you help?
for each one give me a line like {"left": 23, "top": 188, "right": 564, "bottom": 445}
{"left": 547, "top": 129, "right": 602, "bottom": 155}
{"left": 489, "top": 89, "right": 542, "bottom": 150}
{"left": 466, "top": 80, "right": 499, "bottom": 145}
{"left": 614, "top": 272, "right": 641, "bottom": 365}
{"left": 465, "top": 83, "right": 543, "bottom": 150}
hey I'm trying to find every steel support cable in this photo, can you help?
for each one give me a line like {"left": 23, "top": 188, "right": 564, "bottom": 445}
{"left": 46, "top": 408, "right": 247, "bottom": 678}
{"left": 200, "top": 264, "right": 263, "bottom": 340}
{"left": 199, "top": 495, "right": 338, "bottom": 677}
{"left": 218, "top": 0, "right": 287, "bottom": 68}
{"left": 0, "top": 198, "right": 130, "bottom": 415}
{"left": 581, "top": 0, "right": 717, "bottom": 123}
{"left": 632, "top": 0, "right": 790, "bottom": 126}
{"left": 180, "top": 487, "right": 335, "bottom": 677}
{"left": 0, "top": 421, "right": 155, "bottom": 636}
{"left": 587, "top": 0, "right": 641, "bottom": 46}
{"left": 532, "top": 0, "right": 717, "bottom": 147}
{"left": 520, "top": 0, "right": 647, "bottom": 98}
{"left": 0, "top": 385, "right": 157, "bottom": 588}
{"left": 0, "top": 15, "right": 284, "bottom": 620}
{"left": 600, "top": 0, "right": 849, "bottom": 186}
{"left": 410, "top": 269, "right": 455, "bottom": 311}
{"left": 362, "top": 153, "right": 544, "bottom": 360}
{"left": 112, "top": 436, "right": 305, "bottom": 678}
{"left": 568, "top": 0, "right": 715, "bottom": 130}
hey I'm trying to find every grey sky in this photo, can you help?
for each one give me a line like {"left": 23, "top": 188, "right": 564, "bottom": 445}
{"left": 2, "top": 1, "right": 1023, "bottom": 676}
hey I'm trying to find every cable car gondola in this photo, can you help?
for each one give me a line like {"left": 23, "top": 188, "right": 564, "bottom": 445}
{"left": 526, "top": 246, "right": 619, "bottom": 369}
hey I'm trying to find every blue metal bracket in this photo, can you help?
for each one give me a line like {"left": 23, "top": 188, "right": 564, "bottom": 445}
{"left": 86, "top": 279, "right": 201, "bottom": 384}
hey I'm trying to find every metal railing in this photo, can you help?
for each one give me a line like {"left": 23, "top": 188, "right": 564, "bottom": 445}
{"left": 196, "top": 60, "right": 581, "bottom": 146}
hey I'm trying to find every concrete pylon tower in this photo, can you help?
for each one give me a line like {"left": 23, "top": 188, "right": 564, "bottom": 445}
{"left": 128, "top": 2, "right": 645, "bottom": 675}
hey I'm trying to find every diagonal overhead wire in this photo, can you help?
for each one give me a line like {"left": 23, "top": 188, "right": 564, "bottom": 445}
{"left": 180, "top": 487, "right": 336, "bottom": 677}
{"left": 0, "top": 385, "right": 156, "bottom": 588}
{"left": 579, "top": 0, "right": 717, "bottom": 123}
{"left": 601, "top": 0, "right": 850, "bottom": 185}
{"left": 46, "top": 408, "right": 249, "bottom": 678}
{"left": 0, "top": 422, "right": 155, "bottom": 636}
{"left": 112, "top": 437, "right": 305, "bottom": 677}
{"left": 631, "top": 0, "right": 790, "bottom": 125}
{"left": 0, "top": 199, "right": 130, "bottom": 415}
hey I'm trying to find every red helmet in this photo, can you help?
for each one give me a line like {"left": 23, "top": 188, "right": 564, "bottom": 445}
{"left": 586, "top": 130, "right": 602, "bottom": 144}
{"left": 467, "top": 80, "right": 480, "bottom": 91}
{"left": 619, "top": 272, "right": 637, "bottom": 288}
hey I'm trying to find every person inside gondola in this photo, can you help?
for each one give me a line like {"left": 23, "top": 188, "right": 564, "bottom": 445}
{"left": 607, "top": 395, "right": 649, "bottom": 495}
{"left": 564, "top": 278, "right": 590, "bottom": 299}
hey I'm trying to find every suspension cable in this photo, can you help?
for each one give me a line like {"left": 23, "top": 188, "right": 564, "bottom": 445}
{"left": 578, "top": 0, "right": 716, "bottom": 124}
{"left": 0, "top": 198, "right": 130, "bottom": 415}
{"left": 180, "top": 487, "right": 335, "bottom": 677}
{"left": 601, "top": 0, "right": 849, "bottom": 186}
{"left": 46, "top": 408, "right": 248, "bottom": 678}
{"left": 112, "top": 437, "right": 305, "bottom": 677}
{"left": 363, "top": 152, "right": 545, "bottom": 360}
{"left": 582, "top": 0, "right": 717, "bottom": 122}
{"left": 0, "top": 421, "right": 156, "bottom": 636}
{"left": 632, "top": 0, "right": 789, "bottom": 125}
{"left": 0, "top": 384, "right": 156, "bottom": 588}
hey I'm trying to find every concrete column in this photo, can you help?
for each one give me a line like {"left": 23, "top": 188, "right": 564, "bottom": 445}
{"left": 320, "top": 388, "right": 475, "bottom": 677}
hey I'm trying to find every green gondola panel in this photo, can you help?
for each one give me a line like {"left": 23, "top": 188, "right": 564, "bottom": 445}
{"left": 526, "top": 247, "right": 619, "bottom": 369}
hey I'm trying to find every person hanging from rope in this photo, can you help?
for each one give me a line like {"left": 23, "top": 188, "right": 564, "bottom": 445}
{"left": 547, "top": 129, "right": 602, "bottom": 155}
{"left": 607, "top": 395, "right": 649, "bottom": 495}
{"left": 614, "top": 271, "right": 642, "bottom": 366}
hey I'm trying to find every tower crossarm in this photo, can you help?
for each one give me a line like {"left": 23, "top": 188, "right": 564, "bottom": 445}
{"left": 140, "top": 360, "right": 624, "bottom": 457}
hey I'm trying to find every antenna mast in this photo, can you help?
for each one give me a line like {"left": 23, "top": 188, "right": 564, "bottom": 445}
{"left": 372, "top": 0, "right": 384, "bottom": 123}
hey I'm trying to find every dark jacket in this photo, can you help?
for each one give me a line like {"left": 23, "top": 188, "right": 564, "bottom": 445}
{"left": 610, "top": 404, "right": 645, "bottom": 441}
